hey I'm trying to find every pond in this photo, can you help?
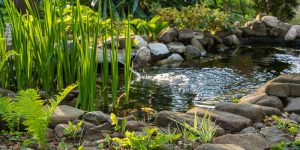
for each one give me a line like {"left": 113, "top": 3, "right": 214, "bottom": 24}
{"left": 127, "top": 46, "right": 300, "bottom": 112}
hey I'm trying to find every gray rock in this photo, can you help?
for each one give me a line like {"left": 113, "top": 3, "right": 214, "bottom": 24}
{"left": 253, "top": 122, "right": 265, "bottom": 129}
{"left": 260, "top": 105, "right": 282, "bottom": 116}
{"left": 256, "top": 13, "right": 267, "bottom": 21}
{"left": 156, "top": 111, "right": 225, "bottom": 136}
{"left": 286, "top": 98, "right": 300, "bottom": 114}
{"left": 54, "top": 124, "right": 69, "bottom": 138}
{"left": 132, "top": 47, "right": 151, "bottom": 67}
{"left": 215, "top": 103, "right": 266, "bottom": 122}
{"left": 133, "top": 35, "right": 147, "bottom": 48}
{"left": 195, "top": 144, "right": 245, "bottom": 150}
{"left": 289, "top": 113, "right": 300, "bottom": 123}
{"left": 285, "top": 25, "right": 300, "bottom": 41}
{"left": 239, "top": 27, "right": 255, "bottom": 37}
{"left": 193, "top": 31, "right": 204, "bottom": 40}
{"left": 83, "top": 127, "right": 106, "bottom": 142}
{"left": 248, "top": 94, "right": 283, "bottom": 110}
{"left": 148, "top": 43, "right": 169, "bottom": 55}
{"left": 213, "top": 133, "right": 271, "bottom": 150}
{"left": 269, "top": 23, "right": 291, "bottom": 38}
{"left": 0, "top": 88, "right": 16, "bottom": 97}
{"left": 259, "top": 126, "right": 290, "bottom": 144}
{"left": 158, "top": 28, "right": 178, "bottom": 44}
{"left": 50, "top": 105, "right": 85, "bottom": 127}
{"left": 216, "top": 44, "right": 229, "bottom": 52}
{"left": 46, "top": 128, "right": 55, "bottom": 139}
{"left": 261, "top": 16, "right": 280, "bottom": 28}
{"left": 185, "top": 45, "right": 206, "bottom": 59}
{"left": 187, "top": 107, "right": 251, "bottom": 132}
{"left": 82, "top": 111, "right": 110, "bottom": 125}
{"left": 191, "top": 37, "right": 206, "bottom": 51}
{"left": 72, "top": 120, "right": 96, "bottom": 132}
{"left": 251, "top": 21, "right": 268, "bottom": 36}
{"left": 157, "top": 54, "right": 184, "bottom": 65}
{"left": 125, "top": 121, "right": 146, "bottom": 131}
{"left": 240, "top": 127, "right": 256, "bottom": 134}
{"left": 167, "top": 42, "right": 186, "bottom": 53}
{"left": 178, "top": 29, "right": 194, "bottom": 42}
{"left": 222, "top": 35, "right": 240, "bottom": 46}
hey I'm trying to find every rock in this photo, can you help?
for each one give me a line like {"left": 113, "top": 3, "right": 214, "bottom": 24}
{"left": 285, "top": 25, "right": 300, "bottom": 41}
{"left": 259, "top": 126, "right": 290, "bottom": 144}
{"left": 132, "top": 47, "right": 151, "bottom": 67}
{"left": 125, "top": 121, "right": 146, "bottom": 131}
{"left": 256, "top": 13, "right": 267, "bottom": 21}
{"left": 234, "top": 21, "right": 241, "bottom": 27}
{"left": 133, "top": 36, "right": 147, "bottom": 48}
{"left": 269, "top": 22, "right": 291, "bottom": 38}
{"left": 262, "top": 16, "right": 279, "bottom": 28}
{"left": 239, "top": 27, "right": 255, "bottom": 37}
{"left": 82, "top": 139, "right": 107, "bottom": 147}
{"left": 50, "top": 105, "right": 85, "bottom": 127}
{"left": 253, "top": 122, "right": 265, "bottom": 129}
{"left": 72, "top": 120, "right": 96, "bottom": 132}
{"left": 178, "top": 29, "right": 194, "bottom": 42}
{"left": 251, "top": 21, "right": 268, "bottom": 36}
{"left": 290, "top": 113, "right": 300, "bottom": 123}
{"left": 156, "top": 111, "right": 225, "bottom": 136}
{"left": 105, "top": 36, "right": 126, "bottom": 49}
{"left": 215, "top": 30, "right": 235, "bottom": 38}
{"left": 196, "top": 144, "right": 245, "bottom": 150}
{"left": 213, "top": 133, "right": 271, "bottom": 150}
{"left": 240, "top": 92, "right": 283, "bottom": 110}
{"left": 234, "top": 28, "right": 243, "bottom": 37}
{"left": 158, "top": 28, "right": 178, "bottom": 44}
{"left": 83, "top": 128, "right": 106, "bottom": 141}
{"left": 187, "top": 107, "right": 251, "bottom": 132}
{"left": 215, "top": 103, "right": 265, "bottom": 122}
{"left": 82, "top": 111, "right": 110, "bottom": 125}
{"left": 222, "top": 35, "right": 240, "bottom": 46}
{"left": 193, "top": 31, "right": 204, "bottom": 40}
{"left": 216, "top": 44, "right": 229, "bottom": 53}
{"left": 212, "top": 35, "right": 223, "bottom": 44}
{"left": 191, "top": 37, "right": 206, "bottom": 51}
{"left": 46, "top": 128, "right": 55, "bottom": 139}
{"left": 148, "top": 43, "right": 169, "bottom": 55}
{"left": 185, "top": 45, "right": 206, "bottom": 59}
{"left": 260, "top": 105, "right": 282, "bottom": 116}
{"left": 167, "top": 42, "right": 186, "bottom": 53}
{"left": 0, "top": 88, "right": 16, "bottom": 97}
{"left": 54, "top": 124, "right": 69, "bottom": 138}
{"left": 240, "top": 127, "right": 256, "bottom": 134}
{"left": 286, "top": 98, "right": 300, "bottom": 114}
{"left": 157, "top": 54, "right": 184, "bottom": 65}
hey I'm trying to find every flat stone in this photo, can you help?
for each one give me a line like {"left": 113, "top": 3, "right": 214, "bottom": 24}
{"left": 259, "top": 126, "right": 290, "bottom": 144}
{"left": 178, "top": 29, "right": 194, "bottom": 42}
{"left": 187, "top": 107, "right": 251, "bottom": 132}
{"left": 256, "top": 96, "right": 283, "bottom": 110}
{"left": 222, "top": 35, "right": 240, "bottom": 46}
{"left": 133, "top": 35, "right": 147, "bottom": 48}
{"left": 54, "top": 124, "right": 70, "bottom": 138}
{"left": 185, "top": 45, "right": 206, "bottom": 59}
{"left": 286, "top": 97, "right": 300, "bottom": 114}
{"left": 50, "top": 105, "right": 85, "bottom": 127}
{"left": 250, "top": 21, "right": 268, "bottom": 36}
{"left": 285, "top": 25, "right": 300, "bottom": 41}
{"left": 125, "top": 121, "right": 146, "bottom": 131}
{"left": 261, "top": 16, "right": 279, "bottom": 28}
{"left": 240, "top": 127, "right": 256, "bottom": 134}
{"left": 239, "top": 27, "right": 255, "bottom": 37}
{"left": 191, "top": 37, "right": 206, "bottom": 51}
{"left": 157, "top": 54, "right": 184, "bottom": 65}
{"left": 72, "top": 120, "right": 96, "bottom": 132}
{"left": 167, "top": 42, "right": 186, "bottom": 53}
{"left": 156, "top": 111, "right": 225, "bottom": 136}
{"left": 195, "top": 144, "right": 245, "bottom": 150}
{"left": 148, "top": 43, "right": 169, "bottom": 55}
{"left": 213, "top": 133, "right": 271, "bottom": 150}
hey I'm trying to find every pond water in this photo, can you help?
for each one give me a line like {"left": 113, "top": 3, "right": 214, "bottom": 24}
{"left": 127, "top": 46, "right": 300, "bottom": 112}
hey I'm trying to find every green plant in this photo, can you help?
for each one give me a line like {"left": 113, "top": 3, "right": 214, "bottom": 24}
{"left": 64, "top": 121, "right": 83, "bottom": 140}
{"left": 272, "top": 115, "right": 300, "bottom": 136}
{"left": 0, "top": 97, "right": 20, "bottom": 132}
{"left": 110, "top": 113, "right": 127, "bottom": 134}
{"left": 272, "top": 115, "right": 289, "bottom": 129}
{"left": 7, "top": 83, "right": 78, "bottom": 149}
{"left": 175, "top": 112, "right": 217, "bottom": 144}
{"left": 112, "top": 127, "right": 181, "bottom": 150}
{"left": 272, "top": 140, "right": 300, "bottom": 150}
{"left": 231, "top": 96, "right": 240, "bottom": 103}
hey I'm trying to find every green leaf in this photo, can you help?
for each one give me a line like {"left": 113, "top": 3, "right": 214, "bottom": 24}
{"left": 110, "top": 113, "right": 118, "bottom": 126}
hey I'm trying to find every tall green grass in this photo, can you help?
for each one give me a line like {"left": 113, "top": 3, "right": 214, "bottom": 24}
{"left": 1, "top": 0, "right": 132, "bottom": 112}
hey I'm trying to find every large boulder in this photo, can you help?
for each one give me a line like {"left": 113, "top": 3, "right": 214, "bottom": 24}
{"left": 286, "top": 97, "right": 300, "bottom": 114}
{"left": 240, "top": 93, "right": 283, "bottom": 110}
{"left": 191, "top": 37, "right": 206, "bottom": 51}
{"left": 215, "top": 103, "right": 280, "bottom": 122}
{"left": 148, "top": 43, "right": 169, "bottom": 56}
{"left": 195, "top": 144, "right": 245, "bottom": 150}
{"left": 185, "top": 45, "right": 206, "bottom": 59}
{"left": 260, "top": 73, "right": 300, "bottom": 97}
{"left": 239, "top": 27, "right": 255, "bottom": 37}
{"left": 157, "top": 54, "right": 184, "bottom": 65}
{"left": 156, "top": 111, "right": 225, "bottom": 136}
{"left": 187, "top": 107, "right": 251, "bottom": 132}
{"left": 50, "top": 105, "right": 85, "bottom": 127}
{"left": 213, "top": 133, "right": 271, "bottom": 150}
{"left": 133, "top": 36, "right": 147, "bottom": 48}
{"left": 251, "top": 21, "right": 268, "bottom": 36}
{"left": 158, "top": 28, "right": 178, "bottom": 44}
{"left": 285, "top": 25, "right": 300, "bottom": 41}
{"left": 178, "top": 29, "right": 194, "bottom": 42}
{"left": 167, "top": 42, "right": 186, "bottom": 53}
{"left": 261, "top": 16, "right": 280, "bottom": 28}
{"left": 81, "top": 111, "right": 111, "bottom": 126}
{"left": 269, "top": 22, "right": 291, "bottom": 38}
{"left": 132, "top": 47, "right": 151, "bottom": 67}
{"left": 222, "top": 35, "right": 240, "bottom": 46}
{"left": 255, "top": 13, "right": 267, "bottom": 21}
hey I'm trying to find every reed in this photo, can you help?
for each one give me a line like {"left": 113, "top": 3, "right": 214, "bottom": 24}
{"left": 124, "top": 14, "right": 132, "bottom": 105}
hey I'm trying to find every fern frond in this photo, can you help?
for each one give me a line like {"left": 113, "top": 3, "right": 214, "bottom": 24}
{"left": 0, "top": 96, "right": 19, "bottom": 132}
{"left": 49, "top": 83, "right": 78, "bottom": 113}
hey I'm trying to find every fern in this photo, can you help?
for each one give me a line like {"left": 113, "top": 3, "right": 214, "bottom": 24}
{"left": 0, "top": 50, "right": 18, "bottom": 70}
{"left": 14, "top": 83, "right": 78, "bottom": 149}
{"left": 0, "top": 96, "right": 20, "bottom": 132}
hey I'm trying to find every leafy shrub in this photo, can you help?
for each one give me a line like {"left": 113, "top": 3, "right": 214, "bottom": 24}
{"left": 64, "top": 121, "right": 83, "bottom": 140}
{"left": 252, "top": 0, "right": 299, "bottom": 21}
{"left": 156, "top": 4, "right": 232, "bottom": 32}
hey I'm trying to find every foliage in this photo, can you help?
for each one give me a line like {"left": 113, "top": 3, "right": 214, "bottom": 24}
{"left": 272, "top": 115, "right": 300, "bottom": 136}
{"left": 64, "top": 121, "right": 83, "bottom": 140}
{"left": 156, "top": 4, "right": 232, "bottom": 32}
{"left": 112, "top": 127, "right": 181, "bottom": 150}
{"left": 175, "top": 112, "right": 217, "bottom": 144}
{"left": 271, "top": 140, "right": 300, "bottom": 150}
{"left": 0, "top": 83, "right": 78, "bottom": 149}
{"left": 252, "top": 0, "right": 299, "bottom": 21}
{"left": 110, "top": 113, "right": 127, "bottom": 133}
{"left": 231, "top": 96, "right": 240, "bottom": 103}
{"left": 0, "top": 97, "right": 20, "bottom": 132}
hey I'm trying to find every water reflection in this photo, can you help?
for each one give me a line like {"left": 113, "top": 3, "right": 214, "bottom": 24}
{"left": 129, "top": 46, "right": 300, "bottom": 112}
